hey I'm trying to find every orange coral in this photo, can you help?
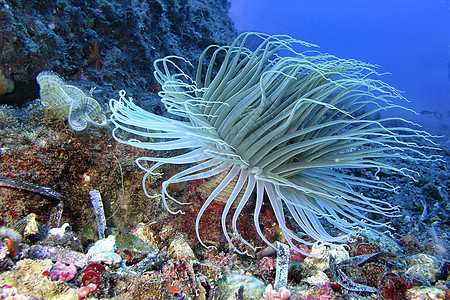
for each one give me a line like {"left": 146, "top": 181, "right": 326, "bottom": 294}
{"left": 85, "top": 39, "right": 100, "bottom": 71}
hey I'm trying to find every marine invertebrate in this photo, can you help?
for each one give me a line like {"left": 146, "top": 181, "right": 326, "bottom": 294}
{"left": 46, "top": 261, "right": 77, "bottom": 282}
{"left": 36, "top": 70, "right": 107, "bottom": 131}
{"left": 75, "top": 283, "right": 97, "bottom": 299}
{"left": 109, "top": 32, "right": 437, "bottom": 255}
{"left": 89, "top": 190, "right": 107, "bottom": 240}
{"left": 0, "top": 174, "right": 62, "bottom": 200}
{"left": 0, "top": 227, "right": 21, "bottom": 258}
{"left": 274, "top": 242, "right": 290, "bottom": 290}
{"left": 80, "top": 262, "right": 105, "bottom": 286}
{"left": 84, "top": 39, "right": 100, "bottom": 71}
{"left": 262, "top": 284, "right": 290, "bottom": 300}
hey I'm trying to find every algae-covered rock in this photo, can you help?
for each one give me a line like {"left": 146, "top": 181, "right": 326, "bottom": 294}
{"left": 302, "top": 270, "right": 330, "bottom": 286}
{"left": 87, "top": 235, "right": 122, "bottom": 267}
{"left": 216, "top": 272, "right": 265, "bottom": 300}
{"left": 0, "top": 259, "right": 78, "bottom": 300}
{"left": 28, "top": 245, "right": 87, "bottom": 268}
{"left": 114, "top": 229, "right": 155, "bottom": 254}
{"left": 405, "top": 286, "right": 450, "bottom": 299}
{"left": 168, "top": 233, "right": 197, "bottom": 262}
{"left": 0, "top": 70, "right": 14, "bottom": 95}
{"left": 304, "top": 244, "right": 350, "bottom": 271}
{"left": 405, "top": 254, "right": 442, "bottom": 283}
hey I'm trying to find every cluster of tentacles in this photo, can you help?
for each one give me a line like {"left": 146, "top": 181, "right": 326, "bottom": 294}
{"left": 110, "top": 32, "right": 438, "bottom": 255}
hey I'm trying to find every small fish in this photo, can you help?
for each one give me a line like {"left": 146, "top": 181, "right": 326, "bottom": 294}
{"left": 420, "top": 110, "right": 443, "bottom": 120}
{"left": 420, "top": 110, "right": 434, "bottom": 115}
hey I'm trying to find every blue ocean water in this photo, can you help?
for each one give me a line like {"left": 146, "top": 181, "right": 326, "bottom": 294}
{"left": 229, "top": 0, "right": 450, "bottom": 131}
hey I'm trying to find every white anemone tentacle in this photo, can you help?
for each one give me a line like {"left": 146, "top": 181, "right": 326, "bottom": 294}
{"left": 109, "top": 32, "right": 440, "bottom": 255}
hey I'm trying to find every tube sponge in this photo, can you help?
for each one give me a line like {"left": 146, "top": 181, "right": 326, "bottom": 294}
{"left": 36, "top": 71, "right": 107, "bottom": 131}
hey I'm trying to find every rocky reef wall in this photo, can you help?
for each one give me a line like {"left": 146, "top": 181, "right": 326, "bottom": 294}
{"left": 0, "top": 0, "right": 237, "bottom": 107}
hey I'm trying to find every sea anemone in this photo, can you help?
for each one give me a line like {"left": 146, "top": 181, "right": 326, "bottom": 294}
{"left": 110, "top": 32, "right": 436, "bottom": 254}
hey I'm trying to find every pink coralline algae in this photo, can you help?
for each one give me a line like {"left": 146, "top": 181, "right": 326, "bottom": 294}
{"left": 47, "top": 261, "right": 77, "bottom": 282}
{"left": 290, "top": 246, "right": 310, "bottom": 263}
{"left": 203, "top": 248, "right": 238, "bottom": 269}
{"left": 75, "top": 283, "right": 97, "bottom": 299}
{"left": 259, "top": 257, "right": 276, "bottom": 276}
{"left": 261, "top": 284, "right": 291, "bottom": 300}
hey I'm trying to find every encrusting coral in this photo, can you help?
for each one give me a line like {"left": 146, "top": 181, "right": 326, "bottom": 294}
{"left": 109, "top": 32, "right": 440, "bottom": 255}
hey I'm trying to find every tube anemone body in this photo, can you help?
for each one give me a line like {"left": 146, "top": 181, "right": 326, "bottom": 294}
{"left": 110, "top": 32, "right": 437, "bottom": 254}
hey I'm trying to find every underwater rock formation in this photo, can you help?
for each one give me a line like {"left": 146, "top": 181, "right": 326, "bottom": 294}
{"left": 0, "top": 0, "right": 237, "bottom": 107}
